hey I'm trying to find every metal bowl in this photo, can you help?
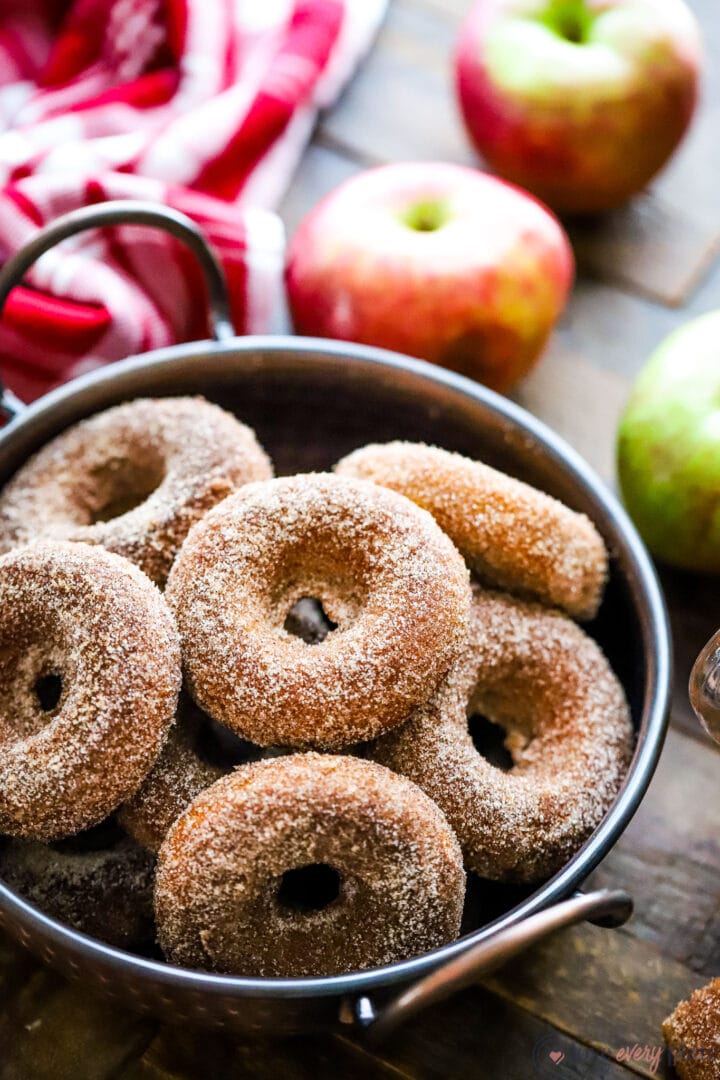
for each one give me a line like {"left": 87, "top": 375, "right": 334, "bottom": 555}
{"left": 0, "top": 204, "right": 671, "bottom": 1038}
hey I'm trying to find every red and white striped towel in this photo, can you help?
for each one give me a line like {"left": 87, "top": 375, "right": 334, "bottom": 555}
{"left": 0, "top": 0, "right": 386, "bottom": 402}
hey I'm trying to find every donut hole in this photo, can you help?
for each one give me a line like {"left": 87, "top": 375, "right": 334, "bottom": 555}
{"left": 179, "top": 693, "right": 282, "bottom": 768}
{"left": 0, "top": 639, "right": 68, "bottom": 743}
{"left": 193, "top": 714, "right": 271, "bottom": 769}
{"left": 270, "top": 543, "right": 368, "bottom": 633}
{"left": 468, "top": 714, "right": 514, "bottom": 772}
{"left": 49, "top": 818, "right": 126, "bottom": 855}
{"left": 86, "top": 455, "right": 165, "bottom": 524}
{"left": 276, "top": 863, "right": 341, "bottom": 914}
{"left": 34, "top": 673, "right": 62, "bottom": 713}
{"left": 283, "top": 597, "right": 337, "bottom": 644}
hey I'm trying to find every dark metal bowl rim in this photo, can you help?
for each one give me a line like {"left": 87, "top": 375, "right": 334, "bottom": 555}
{"left": 0, "top": 335, "right": 672, "bottom": 1000}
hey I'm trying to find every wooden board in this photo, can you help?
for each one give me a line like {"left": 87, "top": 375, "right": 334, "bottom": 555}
{"left": 2, "top": 0, "right": 720, "bottom": 1076}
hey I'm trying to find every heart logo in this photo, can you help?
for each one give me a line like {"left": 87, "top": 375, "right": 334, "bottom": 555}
{"left": 549, "top": 1051, "right": 565, "bottom": 1064}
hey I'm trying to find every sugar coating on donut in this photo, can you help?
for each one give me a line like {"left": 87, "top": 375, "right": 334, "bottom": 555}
{"left": 118, "top": 723, "right": 222, "bottom": 856}
{"left": 664, "top": 979, "right": 720, "bottom": 1080}
{"left": 335, "top": 441, "right": 608, "bottom": 621}
{"left": 118, "top": 698, "right": 224, "bottom": 855}
{"left": 0, "top": 397, "right": 273, "bottom": 585}
{"left": 0, "top": 828, "right": 155, "bottom": 950}
{"left": 0, "top": 542, "right": 181, "bottom": 840}
{"left": 119, "top": 696, "right": 289, "bottom": 853}
{"left": 155, "top": 753, "right": 465, "bottom": 977}
{"left": 166, "top": 473, "right": 472, "bottom": 749}
{"left": 370, "top": 586, "right": 633, "bottom": 882}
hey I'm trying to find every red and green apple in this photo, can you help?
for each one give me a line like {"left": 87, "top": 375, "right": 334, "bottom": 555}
{"left": 285, "top": 162, "right": 573, "bottom": 392}
{"left": 455, "top": 0, "right": 702, "bottom": 214}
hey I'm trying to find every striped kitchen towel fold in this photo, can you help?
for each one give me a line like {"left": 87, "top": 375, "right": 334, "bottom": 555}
{"left": 0, "top": 0, "right": 386, "bottom": 401}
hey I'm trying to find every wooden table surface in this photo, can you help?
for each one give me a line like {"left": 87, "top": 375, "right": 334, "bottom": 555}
{"left": 2, "top": 1, "right": 720, "bottom": 1077}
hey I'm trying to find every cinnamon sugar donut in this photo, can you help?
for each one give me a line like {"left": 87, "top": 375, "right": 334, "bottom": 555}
{"left": 118, "top": 693, "right": 286, "bottom": 854}
{"left": 118, "top": 699, "right": 223, "bottom": 855}
{"left": 0, "top": 397, "right": 273, "bottom": 585}
{"left": 336, "top": 442, "right": 608, "bottom": 620}
{"left": 664, "top": 979, "right": 720, "bottom": 1080}
{"left": 0, "top": 821, "right": 155, "bottom": 950}
{"left": 154, "top": 754, "right": 465, "bottom": 977}
{"left": 370, "top": 587, "right": 633, "bottom": 882}
{"left": 166, "top": 474, "right": 471, "bottom": 750}
{"left": 0, "top": 542, "right": 181, "bottom": 841}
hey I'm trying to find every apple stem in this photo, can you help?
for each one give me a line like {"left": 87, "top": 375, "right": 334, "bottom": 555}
{"left": 401, "top": 199, "right": 449, "bottom": 232}
{"left": 540, "top": 0, "right": 591, "bottom": 44}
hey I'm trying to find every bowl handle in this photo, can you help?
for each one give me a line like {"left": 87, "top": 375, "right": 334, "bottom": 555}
{"left": 0, "top": 200, "right": 235, "bottom": 422}
{"left": 690, "top": 630, "right": 720, "bottom": 743}
{"left": 346, "top": 888, "right": 632, "bottom": 1042}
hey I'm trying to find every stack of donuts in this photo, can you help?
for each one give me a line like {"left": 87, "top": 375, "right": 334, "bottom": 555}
{"left": 0, "top": 397, "right": 633, "bottom": 977}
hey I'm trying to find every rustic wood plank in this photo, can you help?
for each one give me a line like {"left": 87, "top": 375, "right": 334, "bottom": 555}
{"left": 512, "top": 343, "right": 630, "bottom": 486}
{"left": 552, "top": 277, "right": 677, "bottom": 380}
{"left": 318, "top": 1, "right": 472, "bottom": 168}
{"left": 484, "top": 922, "right": 704, "bottom": 1078}
{"left": 569, "top": 197, "right": 720, "bottom": 309}
{"left": 590, "top": 726, "right": 720, "bottom": 976}
{"left": 118, "top": 1028, "right": 409, "bottom": 1080}
{"left": 345, "top": 984, "right": 637, "bottom": 1080}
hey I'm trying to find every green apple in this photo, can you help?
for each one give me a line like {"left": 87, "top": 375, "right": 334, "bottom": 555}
{"left": 617, "top": 311, "right": 720, "bottom": 572}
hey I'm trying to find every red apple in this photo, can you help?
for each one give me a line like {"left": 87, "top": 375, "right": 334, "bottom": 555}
{"left": 285, "top": 162, "right": 573, "bottom": 392}
{"left": 455, "top": 0, "right": 702, "bottom": 214}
